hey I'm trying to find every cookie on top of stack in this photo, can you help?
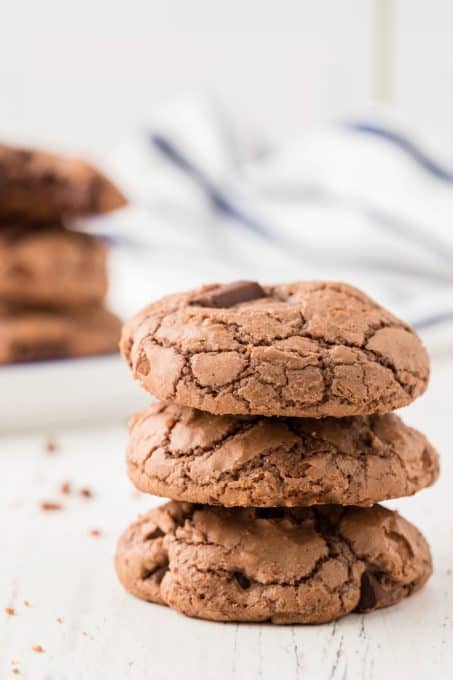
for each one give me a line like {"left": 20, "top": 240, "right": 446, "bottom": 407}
{"left": 116, "top": 281, "right": 438, "bottom": 624}
{"left": 0, "top": 143, "right": 126, "bottom": 364}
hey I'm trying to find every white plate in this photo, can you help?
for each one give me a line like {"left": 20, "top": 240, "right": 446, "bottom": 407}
{"left": 0, "top": 354, "right": 149, "bottom": 431}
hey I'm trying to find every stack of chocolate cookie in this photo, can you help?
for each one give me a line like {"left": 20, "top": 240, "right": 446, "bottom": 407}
{"left": 0, "top": 143, "right": 126, "bottom": 364}
{"left": 116, "top": 281, "right": 439, "bottom": 624}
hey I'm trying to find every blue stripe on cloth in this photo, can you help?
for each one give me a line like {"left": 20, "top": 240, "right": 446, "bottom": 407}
{"left": 345, "top": 121, "right": 453, "bottom": 184}
{"left": 150, "top": 130, "right": 453, "bottom": 268}
{"left": 412, "top": 311, "right": 453, "bottom": 331}
{"left": 150, "top": 134, "right": 274, "bottom": 239}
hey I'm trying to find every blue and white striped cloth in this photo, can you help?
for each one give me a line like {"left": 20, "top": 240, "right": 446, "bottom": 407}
{"left": 82, "top": 96, "right": 453, "bottom": 353}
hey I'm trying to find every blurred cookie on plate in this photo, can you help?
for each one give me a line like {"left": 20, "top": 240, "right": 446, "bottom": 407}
{"left": 0, "top": 304, "right": 121, "bottom": 364}
{"left": 0, "top": 143, "right": 127, "bottom": 223}
{"left": 0, "top": 226, "right": 108, "bottom": 308}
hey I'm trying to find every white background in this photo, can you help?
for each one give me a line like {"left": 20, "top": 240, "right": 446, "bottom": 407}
{"left": 1, "top": 2, "right": 453, "bottom": 678}
{"left": 1, "top": 360, "right": 452, "bottom": 680}
{"left": 0, "top": 0, "right": 452, "bottom": 158}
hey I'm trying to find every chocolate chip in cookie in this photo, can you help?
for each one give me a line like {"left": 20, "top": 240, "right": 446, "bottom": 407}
{"left": 356, "top": 570, "right": 393, "bottom": 612}
{"left": 190, "top": 280, "right": 266, "bottom": 308}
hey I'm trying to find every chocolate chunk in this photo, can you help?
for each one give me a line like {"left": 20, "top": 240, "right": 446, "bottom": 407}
{"left": 356, "top": 571, "right": 390, "bottom": 612}
{"left": 233, "top": 572, "right": 251, "bottom": 590}
{"left": 190, "top": 281, "right": 266, "bottom": 308}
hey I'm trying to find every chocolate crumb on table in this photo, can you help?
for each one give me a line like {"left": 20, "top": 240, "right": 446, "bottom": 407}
{"left": 89, "top": 529, "right": 102, "bottom": 537}
{"left": 32, "top": 645, "right": 45, "bottom": 653}
{"left": 5, "top": 607, "right": 15, "bottom": 616}
{"left": 56, "top": 617, "right": 63, "bottom": 624}
{"left": 23, "top": 600, "right": 29, "bottom": 607}
{"left": 80, "top": 488, "right": 93, "bottom": 499}
{"left": 11, "top": 668, "right": 20, "bottom": 675}
{"left": 45, "top": 437, "right": 58, "bottom": 454}
{"left": 60, "top": 482, "right": 71, "bottom": 495}
{"left": 40, "top": 501, "right": 63, "bottom": 511}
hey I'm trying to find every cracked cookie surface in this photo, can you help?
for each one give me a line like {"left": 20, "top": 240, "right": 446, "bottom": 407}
{"left": 121, "top": 281, "right": 429, "bottom": 417}
{"left": 115, "top": 501, "right": 432, "bottom": 624}
{"left": 0, "top": 227, "right": 108, "bottom": 308}
{"left": 0, "top": 304, "right": 121, "bottom": 363}
{"left": 126, "top": 402, "right": 439, "bottom": 507}
{"left": 0, "top": 143, "right": 126, "bottom": 222}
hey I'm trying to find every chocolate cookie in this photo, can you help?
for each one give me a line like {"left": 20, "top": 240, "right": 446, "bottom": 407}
{"left": 115, "top": 502, "right": 432, "bottom": 624}
{"left": 0, "top": 304, "right": 121, "bottom": 363}
{"left": 0, "top": 143, "right": 126, "bottom": 222}
{"left": 121, "top": 281, "right": 429, "bottom": 417}
{"left": 0, "top": 227, "right": 108, "bottom": 307}
{"left": 126, "top": 402, "right": 439, "bottom": 507}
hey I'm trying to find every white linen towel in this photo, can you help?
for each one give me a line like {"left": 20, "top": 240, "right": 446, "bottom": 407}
{"left": 80, "top": 96, "right": 453, "bottom": 353}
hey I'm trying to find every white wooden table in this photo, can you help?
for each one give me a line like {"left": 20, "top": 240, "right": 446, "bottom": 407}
{"left": 1, "top": 359, "right": 452, "bottom": 680}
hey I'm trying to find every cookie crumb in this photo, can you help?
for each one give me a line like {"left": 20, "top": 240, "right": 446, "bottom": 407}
{"left": 60, "top": 482, "right": 71, "bottom": 495}
{"left": 32, "top": 645, "right": 45, "bottom": 653}
{"left": 11, "top": 668, "right": 20, "bottom": 675}
{"left": 80, "top": 488, "right": 93, "bottom": 499}
{"left": 40, "top": 501, "right": 63, "bottom": 511}
{"left": 23, "top": 600, "right": 30, "bottom": 607}
{"left": 89, "top": 529, "right": 101, "bottom": 537}
{"left": 45, "top": 437, "right": 58, "bottom": 454}
{"left": 56, "top": 617, "right": 63, "bottom": 624}
{"left": 82, "top": 631, "right": 88, "bottom": 636}
{"left": 5, "top": 607, "right": 15, "bottom": 616}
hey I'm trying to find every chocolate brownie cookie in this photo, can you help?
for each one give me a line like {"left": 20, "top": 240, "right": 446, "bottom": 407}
{"left": 0, "top": 304, "right": 121, "bottom": 363}
{"left": 115, "top": 502, "right": 432, "bottom": 624}
{"left": 0, "top": 143, "right": 126, "bottom": 222}
{"left": 0, "top": 227, "right": 108, "bottom": 307}
{"left": 126, "top": 402, "right": 439, "bottom": 507}
{"left": 121, "top": 281, "right": 429, "bottom": 418}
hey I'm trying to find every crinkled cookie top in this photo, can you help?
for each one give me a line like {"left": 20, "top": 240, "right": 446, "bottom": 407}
{"left": 121, "top": 281, "right": 429, "bottom": 417}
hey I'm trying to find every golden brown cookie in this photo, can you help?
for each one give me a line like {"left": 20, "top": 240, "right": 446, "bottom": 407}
{"left": 121, "top": 281, "right": 429, "bottom": 418}
{"left": 0, "top": 227, "right": 108, "bottom": 307}
{"left": 0, "top": 304, "right": 121, "bottom": 363}
{"left": 0, "top": 143, "right": 126, "bottom": 222}
{"left": 115, "top": 502, "right": 432, "bottom": 624}
{"left": 126, "top": 402, "right": 439, "bottom": 507}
